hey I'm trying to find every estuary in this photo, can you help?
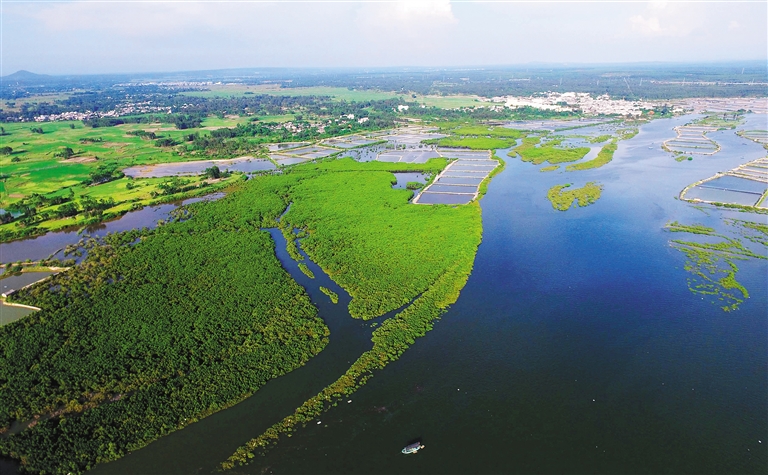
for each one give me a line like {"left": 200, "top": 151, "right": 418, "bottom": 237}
{"left": 84, "top": 114, "right": 767, "bottom": 474}
{"left": 1, "top": 114, "right": 766, "bottom": 475}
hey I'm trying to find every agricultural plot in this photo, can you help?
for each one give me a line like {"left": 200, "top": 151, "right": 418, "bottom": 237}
{"left": 267, "top": 142, "right": 310, "bottom": 152}
{"left": 124, "top": 157, "right": 275, "bottom": 178}
{"left": 323, "top": 135, "right": 380, "bottom": 149}
{"left": 413, "top": 156, "right": 498, "bottom": 205}
{"left": 503, "top": 118, "right": 612, "bottom": 132}
{"left": 437, "top": 148, "right": 491, "bottom": 160}
{"left": 377, "top": 149, "right": 441, "bottom": 163}
{"left": 381, "top": 131, "right": 447, "bottom": 146}
{"left": 283, "top": 145, "right": 339, "bottom": 159}
{"left": 739, "top": 130, "right": 768, "bottom": 146}
{"left": 270, "top": 155, "right": 308, "bottom": 166}
{"left": 266, "top": 145, "right": 341, "bottom": 165}
{"left": 681, "top": 157, "right": 768, "bottom": 208}
{"left": 664, "top": 124, "right": 720, "bottom": 155}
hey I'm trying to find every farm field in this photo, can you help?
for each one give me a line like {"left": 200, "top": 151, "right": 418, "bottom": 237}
{"left": 180, "top": 84, "right": 485, "bottom": 108}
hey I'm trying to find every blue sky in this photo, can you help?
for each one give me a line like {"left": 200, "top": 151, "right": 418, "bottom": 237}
{"left": 2, "top": 1, "right": 766, "bottom": 75}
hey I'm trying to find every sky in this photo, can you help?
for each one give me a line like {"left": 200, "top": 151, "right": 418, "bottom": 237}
{"left": 2, "top": 0, "right": 766, "bottom": 75}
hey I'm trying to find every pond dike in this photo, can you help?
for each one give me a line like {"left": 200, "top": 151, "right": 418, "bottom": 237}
{"left": 90, "top": 226, "right": 400, "bottom": 475}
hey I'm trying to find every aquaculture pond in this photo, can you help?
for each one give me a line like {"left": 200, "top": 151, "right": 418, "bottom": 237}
{"left": 0, "top": 301, "right": 35, "bottom": 326}
{"left": 0, "top": 272, "right": 53, "bottom": 326}
{"left": 391, "top": 173, "right": 428, "bottom": 190}
{"left": 3, "top": 115, "right": 767, "bottom": 475}
{"left": 123, "top": 158, "right": 275, "bottom": 177}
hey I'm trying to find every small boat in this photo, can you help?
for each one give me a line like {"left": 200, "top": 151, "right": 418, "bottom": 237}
{"left": 401, "top": 442, "right": 425, "bottom": 454}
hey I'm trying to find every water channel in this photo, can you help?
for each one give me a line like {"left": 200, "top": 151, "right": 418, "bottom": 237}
{"left": 2, "top": 114, "right": 766, "bottom": 474}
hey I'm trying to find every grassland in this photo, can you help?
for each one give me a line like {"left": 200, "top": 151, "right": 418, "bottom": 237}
{"left": 586, "top": 134, "right": 612, "bottom": 143}
{"left": 2, "top": 93, "right": 77, "bottom": 113}
{"left": 0, "top": 120, "right": 186, "bottom": 206}
{"left": 547, "top": 182, "right": 603, "bottom": 211}
{"left": 693, "top": 113, "right": 744, "bottom": 130}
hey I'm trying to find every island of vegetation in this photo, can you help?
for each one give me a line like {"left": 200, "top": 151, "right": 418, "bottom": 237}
{"left": 546, "top": 182, "right": 603, "bottom": 211}
{"left": 566, "top": 141, "right": 618, "bottom": 171}
{"left": 509, "top": 136, "right": 590, "bottom": 165}
{"left": 298, "top": 263, "right": 315, "bottom": 279}
{"left": 665, "top": 220, "right": 767, "bottom": 312}
{"left": 319, "top": 286, "right": 339, "bottom": 304}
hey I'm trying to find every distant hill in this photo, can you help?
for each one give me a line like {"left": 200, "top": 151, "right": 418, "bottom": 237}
{"left": 2, "top": 70, "right": 51, "bottom": 81}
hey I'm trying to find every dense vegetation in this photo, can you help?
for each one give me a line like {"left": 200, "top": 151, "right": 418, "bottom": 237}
{"left": 547, "top": 182, "right": 603, "bottom": 211}
{"left": 0, "top": 175, "right": 330, "bottom": 473}
{"left": 319, "top": 286, "right": 339, "bottom": 304}
{"left": 221, "top": 161, "right": 482, "bottom": 469}
{"left": 566, "top": 141, "right": 618, "bottom": 171}
{"left": 5, "top": 63, "right": 765, "bottom": 105}
{"left": 281, "top": 158, "right": 472, "bottom": 319}
{"left": 430, "top": 125, "right": 523, "bottom": 150}
{"left": 511, "top": 136, "right": 590, "bottom": 165}
{"left": 0, "top": 156, "right": 485, "bottom": 474}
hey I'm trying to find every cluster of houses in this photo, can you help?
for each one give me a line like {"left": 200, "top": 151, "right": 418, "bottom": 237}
{"left": 486, "top": 92, "right": 653, "bottom": 116}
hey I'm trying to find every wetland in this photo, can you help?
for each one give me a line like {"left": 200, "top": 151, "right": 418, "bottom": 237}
{"left": 1, "top": 112, "right": 766, "bottom": 475}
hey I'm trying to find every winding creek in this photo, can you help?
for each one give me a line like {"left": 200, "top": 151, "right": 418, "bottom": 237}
{"left": 1, "top": 114, "right": 766, "bottom": 474}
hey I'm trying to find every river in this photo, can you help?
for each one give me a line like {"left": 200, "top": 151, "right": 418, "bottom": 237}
{"left": 3, "top": 114, "right": 767, "bottom": 474}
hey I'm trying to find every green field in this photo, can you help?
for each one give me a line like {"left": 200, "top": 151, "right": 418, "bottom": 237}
{"left": 181, "top": 84, "right": 484, "bottom": 108}
{"left": 200, "top": 114, "right": 295, "bottom": 128}
{"left": 0, "top": 117, "right": 273, "bottom": 241}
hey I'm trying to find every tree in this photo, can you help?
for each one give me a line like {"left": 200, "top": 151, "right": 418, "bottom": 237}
{"left": 204, "top": 165, "right": 221, "bottom": 179}
{"left": 56, "top": 147, "right": 75, "bottom": 159}
{"left": 0, "top": 146, "right": 12, "bottom": 155}
{"left": 56, "top": 202, "right": 79, "bottom": 218}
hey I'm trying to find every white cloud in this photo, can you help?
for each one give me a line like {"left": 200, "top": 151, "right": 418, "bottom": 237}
{"left": 2, "top": 1, "right": 765, "bottom": 74}
{"left": 359, "top": 1, "right": 457, "bottom": 24}
{"left": 627, "top": 2, "right": 700, "bottom": 37}
{"left": 630, "top": 15, "right": 663, "bottom": 35}
{"left": 25, "top": 1, "right": 259, "bottom": 37}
